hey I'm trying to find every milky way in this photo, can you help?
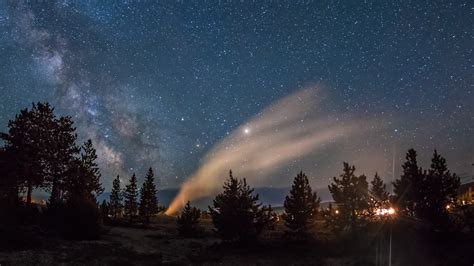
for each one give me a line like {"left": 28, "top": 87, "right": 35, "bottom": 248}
{"left": 0, "top": 2, "right": 472, "bottom": 192}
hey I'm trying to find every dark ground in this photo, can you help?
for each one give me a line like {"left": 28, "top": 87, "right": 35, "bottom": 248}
{"left": 0, "top": 216, "right": 473, "bottom": 265}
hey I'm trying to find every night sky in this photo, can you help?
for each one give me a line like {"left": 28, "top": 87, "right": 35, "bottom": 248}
{"left": 0, "top": 1, "right": 472, "bottom": 192}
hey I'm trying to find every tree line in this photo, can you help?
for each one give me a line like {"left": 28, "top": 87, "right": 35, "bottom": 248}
{"left": 0, "top": 103, "right": 160, "bottom": 240}
{"left": 0, "top": 102, "right": 465, "bottom": 245}
{"left": 176, "top": 146, "right": 462, "bottom": 243}
{"left": 102, "top": 168, "right": 160, "bottom": 225}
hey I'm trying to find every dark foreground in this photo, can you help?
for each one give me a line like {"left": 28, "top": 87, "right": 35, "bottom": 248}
{"left": 1, "top": 216, "right": 473, "bottom": 265}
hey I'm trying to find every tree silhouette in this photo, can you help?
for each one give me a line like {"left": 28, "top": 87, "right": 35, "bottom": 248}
{"left": 63, "top": 140, "right": 103, "bottom": 204}
{"left": 139, "top": 168, "right": 159, "bottom": 224}
{"left": 393, "top": 149, "right": 461, "bottom": 230}
{"left": 393, "top": 148, "right": 423, "bottom": 217}
{"left": 209, "top": 170, "right": 276, "bottom": 243}
{"left": 109, "top": 175, "right": 123, "bottom": 219}
{"left": 80, "top": 139, "right": 104, "bottom": 199}
{"left": 177, "top": 201, "right": 201, "bottom": 237}
{"left": 0, "top": 102, "right": 80, "bottom": 205}
{"left": 100, "top": 199, "right": 109, "bottom": 216}
{"left": 328, "top": 162, "right": 369, "bottom": 232}
{"left": 283, "top": 171, "right": 320, "bottom": 237}
{"left": 47, "top": 115, "right": 80, "bottom": 205}
{"left": 1, "top": 103, "right": 52, "bottom": 204}
{"left": 369, "top": 172, "right": 389, "bottom": 213}
{"left": 420, "top": 150, "right": 460, "bottom": 229}
{"left": 124, "top": 173, "right": 139, "bottom": 222}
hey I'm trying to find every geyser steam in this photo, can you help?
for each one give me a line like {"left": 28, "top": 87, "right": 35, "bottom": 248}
{"left": 166, "top": 86, "right": 374, "bottom": 215}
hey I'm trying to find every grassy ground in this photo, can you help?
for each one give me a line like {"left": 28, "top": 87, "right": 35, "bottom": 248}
{"left": 0, "top": 216, "right": 472, "bottom": 265}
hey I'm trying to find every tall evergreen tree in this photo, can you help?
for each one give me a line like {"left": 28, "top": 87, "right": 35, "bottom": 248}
{"left": 283, "top": 171, "right": 320, "bottom": 237}
{"left": 209, "top": 170, "right": 276, "bottom": 243}
{"left": 80, "top": 139, "right": 104, "bottom": 199}
{"left": 139, "top": 168, "right": 159, "bottom": 224}
{"left": 0, "top": 102, "right": 80, "bottom": 205}
{"left": 109, "top": 175, "right": 123, "bottom": 219}
{"left": 370, "top": 172, "right": 389, "bottom": 212}
{"left": 47, "top": 115, "right": 80, "bottom": 205}
{"left": 177, "top": 201, "right": 201, "bottom": 237}
{"left": 420, "top": 150, "right": 460, "bottom": 229}
{"left": 62, "top": 139, "right": 103, "bottom": 204}
{"left": 328, "top": 162, "right": 369, "bottom": 232}
{"left": 124, "top": 173, "right": 139, "bottom": 222}
{"left": 1, "top": 103, "right": 50, "bottom": 204}
{"left": 393, "top": 149, "right": 423, "bottom": 216}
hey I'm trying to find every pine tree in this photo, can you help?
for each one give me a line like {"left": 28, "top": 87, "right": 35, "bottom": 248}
{"left": 139, "top": 168, "right": 159, "bottom": 224}
{"left": 420, "top": 150, "right": 460, "bottom": 229}
{"left": 48, "top": 115, "right": 80, "bottom": 205}
{"left": 283, "top": 171, "right": 320, "bottom": 237}
{"left": 2, "top": 103, "right": 52, "bottom": 204}
{"left": 109, "top": 175, "right": 123, "bottom": 219}
{"left": 124, "top": 173, "right": 139, "bottom": 222}
{"left": 209, "top": 170, "right": 276, "bottom": 243}
{"left": 1, "top": 102, "right": 80, "bottom": 205}
{"left": 80, "top": 139, "right": 104, "bottom": 199}
{"left": 328, "top": 162, "right": 369, "bottom": 232}
{"left": 370, "top": 172, "right": 389, "bottom": 213}
{"left": 177, "top": 201, "right": 201, "bottom": 237}
{"left": 63, "top": 140, "right": 103, "bottom": 204}
{"left": 393, "top": 149, "right": 423, "bottom": 216}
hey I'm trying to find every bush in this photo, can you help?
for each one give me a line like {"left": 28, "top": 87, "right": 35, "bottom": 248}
{"left": 45, "top": 199, "right": 101, "bottom": 240}
{"left": 63, "top": 198, "right": 101, "bottom": 240}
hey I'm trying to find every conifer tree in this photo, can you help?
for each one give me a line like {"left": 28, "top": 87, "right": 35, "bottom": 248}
{"left": 139, "top": 168, "right": 159, "bottom": 224}
{"left": 80, "top": 139, "right": 104, "bottom": 199}
{"left": 0, "top": 102, "right": 81, "bottom": 205}
{"left": 177, "top": 201, "right": 201, "bottom": 237}
{"left": 48, "top": 115, "right": 80, "bottom": 205}
{"left": 124, "top": 173, "right": 139, "bottom": 222}
{"left": 370, "top": 172, "right": 389, "bottom": 212}
{"left": 283, "top": 171, "right": 320, "bottom": 237}
{"left": 420, "top": 150, "right": 460, "bottom": 229}
{"left": 209, "top": 170, "right": 276, "bottom": 243}
{"left": 109, "top": 175, "right": 123, "bottom": 219}
{"left": 328, "top": 162, "right": 369, "bottom": 232}
{"left": 2, "top": 103, "right": 54, "bottom": 204}
{"left": 393, "top": 149, "right": 423, "bottom": 216}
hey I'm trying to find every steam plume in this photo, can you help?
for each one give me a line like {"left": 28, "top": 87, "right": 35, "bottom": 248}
{"left": 166, "top": 86, "right": 377, "bottom": 215}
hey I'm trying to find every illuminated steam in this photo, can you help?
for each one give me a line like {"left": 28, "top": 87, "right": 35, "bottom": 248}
{"left": 166, "top": 87, "right": 378, "bottom": 215}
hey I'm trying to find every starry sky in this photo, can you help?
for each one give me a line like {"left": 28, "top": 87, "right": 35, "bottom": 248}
{"left": 0, "top": 1, "right": 472, "bottom": 192}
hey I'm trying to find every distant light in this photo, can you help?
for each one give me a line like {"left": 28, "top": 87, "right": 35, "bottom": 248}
{"left": 244, "top": 127, "right": 250, "bottom": 134}
{"left": 387, "top": 207, "right": 395, "bottom": 215}
{"left": 375, "top": 207, "right": 396, "bottom": 216}
{"left": 335, "top": 210, "right": 339, "bottom": 214}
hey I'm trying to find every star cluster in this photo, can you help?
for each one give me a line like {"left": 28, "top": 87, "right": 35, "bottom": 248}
{"left": 0, "top": 1, "right": 471, "bottom": 190}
